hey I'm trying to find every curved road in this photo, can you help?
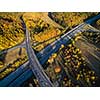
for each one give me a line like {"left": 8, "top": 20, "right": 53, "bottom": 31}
{"left": 25, "top": 23, "right": 54, "bottom": 87}
{"left": 1, "top": 22, "right": 99, "bottom": 87}
{"left": 0, "top": 13, "right": 100, "bottom": 87}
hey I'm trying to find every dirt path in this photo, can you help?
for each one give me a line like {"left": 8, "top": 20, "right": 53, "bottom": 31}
{"left": 23, "top": 12, "right": 64, "bottom": 29}
{"left": 41, "top": 13, "right": 64, "bottom": 29}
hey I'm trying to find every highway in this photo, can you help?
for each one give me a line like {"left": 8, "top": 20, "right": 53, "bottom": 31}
{"left": 1, "top": 23, "right": 86, "bottom": 87}
{"left": 0, "top": 13, "right": 100, "bottom": 87}
{"left": 7, "top": 22, "right": 99, "bottom": 87}
{"left": 1, "top": 23, "right": 100, "bottom": 87}
{"left": 25, "top": 26, "right": 54, "bottom": 87}
{"left": 0, "top": 61, "right": 29, "bottom": 86}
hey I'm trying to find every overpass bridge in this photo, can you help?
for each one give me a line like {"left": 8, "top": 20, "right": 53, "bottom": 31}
{"left": 0, "top": 14, "right": 100, "bottom": 87}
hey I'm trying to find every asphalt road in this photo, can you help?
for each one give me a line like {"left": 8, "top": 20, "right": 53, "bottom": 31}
{"left": 25, "top": 25, "right": 54, "bottom": 87}
{"left": 1, "top": 13, "right": 100, "bottom": 87}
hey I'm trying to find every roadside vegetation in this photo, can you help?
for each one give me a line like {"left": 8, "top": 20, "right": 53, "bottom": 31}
{"left": 0, "top": 12, "right": 100, "bottom": 87}
{"left": 44, "top": 34, "right": 99, "bottom": 87}
{"left": 0, "top": 48, "right": 27, "bottom": 80}
{"left": 49, "top": 12, "right": 98, "bottom": 28}
{"left": 23, "top": 12, "right": 64, "bottom": 51}
{"left": 0, "top": 13, "right": 24, "bottom": 51}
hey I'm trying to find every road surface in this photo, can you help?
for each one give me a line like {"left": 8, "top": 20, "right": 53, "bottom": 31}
{"left": 0, "top": 13, "right": 100, "bottom": 86}
{"left": 25, "top": 24, "right": 54, "bottom": 87}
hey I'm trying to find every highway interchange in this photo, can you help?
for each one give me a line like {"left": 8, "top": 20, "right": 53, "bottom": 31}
{"left": 0, "top": 14, "right": 100, "bottom": 87}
